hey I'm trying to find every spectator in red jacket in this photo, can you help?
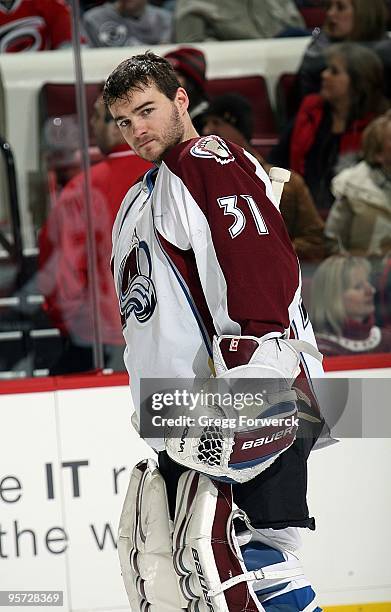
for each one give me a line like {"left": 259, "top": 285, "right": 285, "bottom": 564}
{"left": 269, "top": 42, "right": 389, "bottom": 214}
{"left": 38, "top": 94, "right": 152, "bottom": 374}
{"left": 0, "top": 0, "right": 73, "bottom": 52}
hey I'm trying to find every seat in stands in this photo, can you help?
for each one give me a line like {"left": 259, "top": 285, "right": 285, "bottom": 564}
{"left": 275, "top": 72, "right": 300, "bottom": 129}
{"left": 299, "top": 7, "right": 326, "bottom": 30}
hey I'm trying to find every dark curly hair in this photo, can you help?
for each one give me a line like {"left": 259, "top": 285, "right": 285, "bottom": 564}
{"left": 103, "top": 51, "right": 181, "bottom": 109}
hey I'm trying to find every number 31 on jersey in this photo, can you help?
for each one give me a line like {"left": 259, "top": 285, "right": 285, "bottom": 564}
{"left": 217, "top": 194, "right": 269, "bottom": 238}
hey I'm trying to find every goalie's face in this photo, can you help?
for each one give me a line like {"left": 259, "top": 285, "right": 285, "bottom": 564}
{"left": 109, "top": 83, "right": 188, "bottom": 163}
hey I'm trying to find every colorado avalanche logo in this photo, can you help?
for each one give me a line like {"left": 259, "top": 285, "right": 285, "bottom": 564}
{"left": 118, "top": 232, "right": 157, "bottom": 326}
{"left": 190, "top": 135, "right": 235, "bottom": 165}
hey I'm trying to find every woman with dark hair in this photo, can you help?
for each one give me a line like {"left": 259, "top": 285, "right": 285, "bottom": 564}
{"left": 297, "top": 0, "right": 391, "bottom": 98}
{"left": 269, "top": 43, "right": 389, "bottom": 213}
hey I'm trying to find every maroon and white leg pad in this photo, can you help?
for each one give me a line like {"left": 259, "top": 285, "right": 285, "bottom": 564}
{"left": 117, "top": 458, "right": 187, "bottom": 611}
{"left": 118, "top": 459, "right": 267, "bottom": 611}
{"left": 173, "top": 470, "right": 264, "bottom": 612}
{"left": 119, "top": 460, "right": 309, "bottom": 611}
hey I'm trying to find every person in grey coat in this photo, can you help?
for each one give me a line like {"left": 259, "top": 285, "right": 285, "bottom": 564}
{"left": 174, "top": 0, "right": 307, "bottom": 43}
{"left": 83, "top": 0, "right": 172, "bottom": 47}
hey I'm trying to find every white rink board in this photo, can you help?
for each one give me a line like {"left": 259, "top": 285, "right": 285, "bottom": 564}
{"left": 302, "top": 439, "right": 391, "bottom": 606}
{"left": 0, "top": 385, "right": 154, "bottom": 612}
{"left": 0, "top": 377, "right": 390, "bottom": 611}
{"left": 0, "top": 392, "right": 69, "bottom": 608}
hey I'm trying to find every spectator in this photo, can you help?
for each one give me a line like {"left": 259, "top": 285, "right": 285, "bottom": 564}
{"left": 174, "top": 0, "right": 307, "bottom": 43}
{"left": 149, "top": 0, "right": 176, "bottom": 11}
{"left": 202, "top": 93, "right": 325, "bottom": 261}
{"left": 164, "top": 46, "right": 208, "bottom": 132}
{"left": 38, "top": 95, "right": 152, "bottom": 374}
{"left": 297, "top": 0, "right": 391, "bottom": 99}
{"left": 269, "top": 43, "right": 389, "bottom": 213}
{"left": 0, "top": 0, "right": 72, "bottom": 52}
{"left": 83, "top": 0, "right": 172, "bottom": 47}
{"left": 325, "top": 110, "right": 391, "bottom": 257}
{"left": 309, "top": 255, "right": 391, "bottom": 355}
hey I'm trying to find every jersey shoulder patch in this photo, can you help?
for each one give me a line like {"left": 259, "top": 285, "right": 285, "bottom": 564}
{"left": 190, "top": 135, "right": 235, "bottom": 165}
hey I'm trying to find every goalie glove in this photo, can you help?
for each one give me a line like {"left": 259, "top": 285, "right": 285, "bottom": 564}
{"left": 165, "top": 334, "right": 322, "bottom": 484}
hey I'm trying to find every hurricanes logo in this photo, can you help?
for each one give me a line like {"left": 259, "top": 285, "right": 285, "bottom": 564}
{"left": 118, "top": 232, "right": 157, "bottom": 326}
{"left": 190, "top": 136, "right": 235, "bottom": 165}
{"left": 0, "top": 16, "right": 44, "bottom": 52}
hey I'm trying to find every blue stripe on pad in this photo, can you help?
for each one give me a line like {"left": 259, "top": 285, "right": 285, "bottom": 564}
{"left": 241, "top": 541, "right": 285, "bottom": 569}
{"left": 261, "top": 585, "right": 318, "bottom": 611}
{"left": 241, "top": 541, "right": 289, "bottom": 596}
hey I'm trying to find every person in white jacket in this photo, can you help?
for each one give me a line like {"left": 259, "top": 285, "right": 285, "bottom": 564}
{"left": 325, "top": 110, "right": 391, "bottom": 257}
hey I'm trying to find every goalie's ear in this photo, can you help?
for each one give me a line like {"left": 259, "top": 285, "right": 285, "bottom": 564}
{"left": 174, "top": 86, "right": 190, "bottom": 117}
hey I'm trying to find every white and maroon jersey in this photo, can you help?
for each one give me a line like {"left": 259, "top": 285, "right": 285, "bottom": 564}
{"left": 111, "top": 136, "right": 323, "bottom": 445}
{"left": 0, "top": 0, "right": 72, "bottom": 52}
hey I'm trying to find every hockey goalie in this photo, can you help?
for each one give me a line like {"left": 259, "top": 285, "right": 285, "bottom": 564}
{"left": 106, "top": 51, "right": 328, "bottom": 612}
